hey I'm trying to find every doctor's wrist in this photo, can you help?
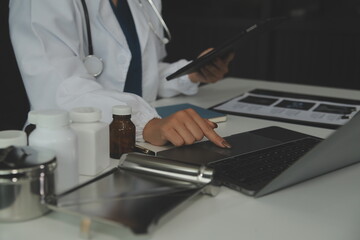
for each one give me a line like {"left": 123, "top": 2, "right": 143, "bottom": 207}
{"left": 143, "top": 118, "right": 167, "bottom": 146}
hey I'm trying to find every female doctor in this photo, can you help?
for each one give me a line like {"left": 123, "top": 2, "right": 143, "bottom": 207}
{"left": 9, "top": 0, "right": 233, "bottom": 148}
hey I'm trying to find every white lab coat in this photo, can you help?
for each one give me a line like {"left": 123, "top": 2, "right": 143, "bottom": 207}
{"left": 9, "top": 0, "right": 199, "bottom": 141}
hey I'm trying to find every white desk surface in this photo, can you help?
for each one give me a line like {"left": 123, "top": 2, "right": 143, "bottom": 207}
{"left": 2, "top": 77, "right": 360, "bottom": 240}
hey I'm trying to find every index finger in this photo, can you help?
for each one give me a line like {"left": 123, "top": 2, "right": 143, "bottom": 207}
{"left": 185, "top": 109, "right": 231, "bottom": 148}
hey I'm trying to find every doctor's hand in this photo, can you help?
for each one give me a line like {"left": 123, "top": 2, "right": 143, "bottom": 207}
{"left": 188, "top": 48, "right": 235, "bottom": 84}
{"left": 142, "top": 108, "right": 232, "bottom": 148}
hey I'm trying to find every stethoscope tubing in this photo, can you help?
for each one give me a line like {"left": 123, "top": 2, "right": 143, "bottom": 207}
{"left": 146, "top": 0, "right": 171, "bottom": 42}
{"left": 80, "top": 0, "right": 170, "bottom": 77}
{"left": 80, "top": 0, "right": 94, "bottom": 55}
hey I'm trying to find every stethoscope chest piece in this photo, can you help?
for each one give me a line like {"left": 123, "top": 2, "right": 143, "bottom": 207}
{"left": 83, "top": 55, "right": 104, "bottom": 77}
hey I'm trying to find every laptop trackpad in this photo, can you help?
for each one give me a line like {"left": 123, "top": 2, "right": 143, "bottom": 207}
{"left": 223, "top": 132, "right": 282, "bottom": 158}
{"left": 157, "top": 132, "right": 282, "bottom": 165}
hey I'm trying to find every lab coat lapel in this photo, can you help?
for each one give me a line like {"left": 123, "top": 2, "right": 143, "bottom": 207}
{"left": 98, "top": 1, "right": 129, "bottom": 51}
{"left": 98, "top": 0, "right": 148, "bottom": 55}
{"left": 128, "top": 0, "right": 150, "bottom": 54}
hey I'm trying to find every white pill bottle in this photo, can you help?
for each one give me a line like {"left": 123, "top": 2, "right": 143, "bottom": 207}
{"left": 28, "top": 109, "right": 78, "bottom": 194}
{"left": 70, "top": 107, "right": 110, "bottom": 176}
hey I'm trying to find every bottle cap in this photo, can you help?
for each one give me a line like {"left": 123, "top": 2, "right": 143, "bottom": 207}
{"left": 0, "top": 130, "right": 27, "bottom": 148}
{"left": 112, "top": 105, "right": 132, "bottom": 116}
{"left": 70, "top": 107, "right": 101, "bottom": 123}
{"left": 27, "top": 110, "right": 39, "bottom": 124}
{"left": 36, "top": 110, "right": 70, "bottom": 129}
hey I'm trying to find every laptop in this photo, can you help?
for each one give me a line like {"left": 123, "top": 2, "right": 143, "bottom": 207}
{"left": 157, "top": 113, "right": 360, "bottom": 197}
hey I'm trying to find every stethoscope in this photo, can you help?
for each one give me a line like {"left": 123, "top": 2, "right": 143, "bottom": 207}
{"left": 80, "top": 0, "right": 171, "bottom": 77}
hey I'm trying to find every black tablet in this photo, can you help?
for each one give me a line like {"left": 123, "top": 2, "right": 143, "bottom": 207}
{"left": 166, "top": 16, "right": 287, "bottom": 80}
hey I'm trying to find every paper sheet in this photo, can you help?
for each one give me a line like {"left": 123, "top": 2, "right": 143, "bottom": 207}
{"left": 212, "top": 89, "right": 360, "bottom": 128}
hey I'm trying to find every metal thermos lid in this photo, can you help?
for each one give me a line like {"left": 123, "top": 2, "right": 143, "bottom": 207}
{"left": 0, "top": 146, "right": 56, "bottom": 181}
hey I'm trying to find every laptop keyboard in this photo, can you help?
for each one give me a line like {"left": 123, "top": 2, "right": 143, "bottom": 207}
{"left": 209, "top": 137, "right": 322, "bottom": 191}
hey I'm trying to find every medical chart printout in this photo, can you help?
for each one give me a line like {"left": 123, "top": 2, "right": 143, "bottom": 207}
{"left": 211, "top": 89, "right": 360, "bottom": 129}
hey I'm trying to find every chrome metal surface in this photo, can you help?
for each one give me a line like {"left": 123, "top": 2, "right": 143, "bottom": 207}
{"left": 119, "top": 153, "right": 214, "bottom": 184}
{"left": 48, "top": 167, "right": 201, "bottom": 234}
{"left": 0, "top": 146, "right": 56, "bottom": 222}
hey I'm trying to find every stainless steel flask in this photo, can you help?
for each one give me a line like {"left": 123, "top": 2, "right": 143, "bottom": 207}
{"left": 0, "top": 146, "right": 56, "bottom": 222}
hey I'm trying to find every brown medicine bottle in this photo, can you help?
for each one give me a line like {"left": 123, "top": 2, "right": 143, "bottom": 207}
{"left": 109, "top": 105, "right": 135, "bottom": 159}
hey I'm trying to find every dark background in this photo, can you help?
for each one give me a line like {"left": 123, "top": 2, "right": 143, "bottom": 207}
{"left": 0, "top": 0, "right": 30, "bottom": 130}
{"left": 1, "top": 0, "right": 360, "bottom": 130}
{"left": 162, "top": 0, "right": 360, "bottom": 89}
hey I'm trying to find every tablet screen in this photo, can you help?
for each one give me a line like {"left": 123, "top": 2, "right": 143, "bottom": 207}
{"left": 166, "top": 16, "right": 287, "bottom": 80}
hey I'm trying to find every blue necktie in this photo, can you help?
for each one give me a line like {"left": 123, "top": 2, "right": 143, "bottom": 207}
{"left": 110, "top": 0, "right": 142, "bottom": 96}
